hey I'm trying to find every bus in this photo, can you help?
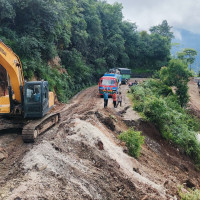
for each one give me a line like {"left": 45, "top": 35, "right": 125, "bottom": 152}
{"left": 118, "top": 68, "right": 131, "bottom": 84}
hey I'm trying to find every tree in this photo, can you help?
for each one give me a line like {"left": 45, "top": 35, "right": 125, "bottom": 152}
{"left": 121, "top": 21, "right": 139, "bottom": 68}
{"left": 0, "top": 0, "right": 176, "bottom": 101}
{"left": 0, "top": 0, "right": 15, "bottom": 23}
{"left": 149, "top": 20, "right": 174, "bottom": 42}
{"left": 177, "top": 48, "right": 198, "bottom": 70}
{"left": 160, "top": 59, "right": 192, "bottom": 107}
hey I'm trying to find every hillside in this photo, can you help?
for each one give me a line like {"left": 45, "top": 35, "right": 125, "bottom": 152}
{"left": 0, "top": 1, "right": 173, "bottom": 102}
{"left": 0, "top": 78, "right": 200, "bottom": 200}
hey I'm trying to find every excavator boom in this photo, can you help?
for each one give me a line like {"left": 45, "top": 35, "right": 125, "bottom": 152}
{"left": 0, "top": 40, "right": 24, "bottom": 102}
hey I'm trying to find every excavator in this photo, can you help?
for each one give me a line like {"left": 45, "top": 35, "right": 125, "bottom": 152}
{"left": 0, "top": 40, "right": 60, "bottom": 142}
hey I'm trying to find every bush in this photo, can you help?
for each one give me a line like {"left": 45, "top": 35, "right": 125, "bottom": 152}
{"left": 178, "top": 185, "right": 200, "bottom": 200}
{"left": 119, "top": 128, "right": 144, "bottom": 158}
{"left": 131, "top": 79, "right": 200, "bottom": 165}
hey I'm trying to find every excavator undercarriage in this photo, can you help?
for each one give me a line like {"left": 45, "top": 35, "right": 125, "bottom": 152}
{"left": 22, "top": 112, "right": 60, "bottom": 142}
{"left": 0, "top": 112, "right": 60, "bottom": 143}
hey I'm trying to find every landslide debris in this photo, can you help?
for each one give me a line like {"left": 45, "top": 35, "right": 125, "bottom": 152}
{"left": 0, "top": 80, "right": 200, "bottom": 200}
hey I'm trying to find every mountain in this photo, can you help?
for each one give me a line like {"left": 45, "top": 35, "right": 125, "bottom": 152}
{"left": 171, "top": 29, "right": 200, "bottom": 73}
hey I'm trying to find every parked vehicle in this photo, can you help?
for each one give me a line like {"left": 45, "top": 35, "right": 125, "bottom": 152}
{"left": 118, "top": 68, "right": 131, "bottom": 84}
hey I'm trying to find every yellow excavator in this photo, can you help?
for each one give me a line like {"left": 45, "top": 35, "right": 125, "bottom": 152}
{"left": 0, "top": 40, "right": 60, "bottom": 142}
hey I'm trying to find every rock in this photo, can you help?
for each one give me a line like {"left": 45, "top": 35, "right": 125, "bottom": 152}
{"left": 133, "top": 167, "right": 141, "bottom": 174}
{"left": 120, "top": 142, "right": 126, "bottom": 146}
{"left": 0, "top": 148, "right": 7, "bottom": 161}
{"left": 141, "top": 195, "right": 148, "bottom": 200}
{"left": 123, "top": 146, "right": 128, "bottom": 153}
{"left": 35, "top": 163, "right": 47, "bottom": 171}
{"left": 184, "top": 179, "right": 196, "bottom": 188}
{"left": 163, "top": 179, "right": 173, "bottom": 189}
{"left": 96, "top": 140, "right": 104, "bottom": 150}
{"left": 14, "top": 197, "right": 22, "bottom": 200}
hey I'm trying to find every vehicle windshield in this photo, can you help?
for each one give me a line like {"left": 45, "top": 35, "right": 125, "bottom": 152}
{"left": 26, "top": 84, "right": 41, "bottom": 103}
{"left": 119, "top": 69, "right": 131, "bottom": 74}
{"left": 101, "top": 79, "right": 116, "bottom": 86}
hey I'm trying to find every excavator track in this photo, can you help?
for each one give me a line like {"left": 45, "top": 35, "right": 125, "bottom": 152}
{"left": 22, "top": 112, "right": 60, "bottom": 143}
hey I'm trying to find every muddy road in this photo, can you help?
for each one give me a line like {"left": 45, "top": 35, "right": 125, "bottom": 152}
{"left": 0, "top": 79, "right": 200, "bottom": 200}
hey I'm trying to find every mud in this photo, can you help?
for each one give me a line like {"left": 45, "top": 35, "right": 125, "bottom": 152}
{"left": 0, "top": 79, "right": 200, "bottom": 199}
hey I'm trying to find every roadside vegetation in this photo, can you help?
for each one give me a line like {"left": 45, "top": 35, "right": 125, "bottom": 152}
{"left": 0, "top": 0, "right": 173, "bottom": 101}
{"left": 119, "top": 128, "right": 144, "bottom": 158}
{"left": 178, "top": 185, "right": 200, "bottom": 200}
{"left": 130, "top": 59, "right": 200, "bottom": 165}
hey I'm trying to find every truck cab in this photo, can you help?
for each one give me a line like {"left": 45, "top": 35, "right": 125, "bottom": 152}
{"left": 98, "top": 76, "right": 118, "bottom": 96}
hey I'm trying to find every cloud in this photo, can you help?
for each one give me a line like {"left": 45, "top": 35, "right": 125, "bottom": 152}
{"left": 173, "top": 29, "right": 182, "bottom": 40}
{"left": 106, "top": 0, "right": 200, "bottom": 35}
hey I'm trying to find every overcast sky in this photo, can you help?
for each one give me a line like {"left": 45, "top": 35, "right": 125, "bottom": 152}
{"left": 106, "top": 0, "right": 200, "bottom": 40}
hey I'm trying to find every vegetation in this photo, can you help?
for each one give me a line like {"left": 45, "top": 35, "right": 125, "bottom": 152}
{"left": 177, "top": 48, "right": 198, "bottom": 71}
{"left": 160, "top": 59, "right": 192, "bottom": 107}
{"left": 119, "top": 128, "right": 144, "bottom": 158}
{"left": 178, "top": 185, "right": 200, "bottom": 200}
{"left": 130, "top": 77, "right": 200, "bottom": 165}
{"left": 0, "top": 0, "right": 173, "bottom": 101}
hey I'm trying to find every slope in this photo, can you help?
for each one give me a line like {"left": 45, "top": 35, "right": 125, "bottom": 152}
{"left": 0, "top": 78, "right": 200, "bottom": 199}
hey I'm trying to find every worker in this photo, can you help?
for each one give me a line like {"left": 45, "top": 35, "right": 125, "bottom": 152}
{"left": 33, "top": 88, "right": 40, "bottom": 102}
{"left": 103, "top": 90, "right": 109, "bottom": 108}
{"left": 198, "top": 80, "right": 200, "bottom": 88}
{"left": 117, "top": 92, "right": 122, "bottom": 107}
{"left": 134, "top": 80, "right": 138, "bottom": 85}
{"left": 112, "top": 90, "right": 117, "bottom": 108}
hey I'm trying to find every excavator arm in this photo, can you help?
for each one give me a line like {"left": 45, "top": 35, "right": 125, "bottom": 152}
{"left": 0, "top": 40, "right": 24, "bottom": 114}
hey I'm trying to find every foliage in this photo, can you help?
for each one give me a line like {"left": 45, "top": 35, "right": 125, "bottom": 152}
{"left": 178, "top": 185, "right": 200, "bottom": 200}
{"left": 0, "top": 0, "right": 173, "bottom": 100}
{"left": 130, "top": 79, "right": 200, "bottom": 165}
{"left": 160, "top": 59, "right": 191, "bottom": 107}
{"left": 177, "top": 48, "right": 198, "bottom": 70}
{"left": 119, "top": 128, "right": 144, "bottom": 158}
{"left": 149, "top": 20, "right": 174, "bottom": 41}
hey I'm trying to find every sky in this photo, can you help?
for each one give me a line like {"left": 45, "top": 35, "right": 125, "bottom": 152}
{"left": 106, "top": 0, "right": 200, "bottom": 40}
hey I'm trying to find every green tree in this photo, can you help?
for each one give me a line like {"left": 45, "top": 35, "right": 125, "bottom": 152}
{"left": 0, "top": 0, "right": 176, "bottom": 101}
{"left": 0, "top": 0, "right": 15, "bottom": 23}
{"left": 160, "top": 59, "right": 191, "bottom": 107}
{"left": 120, "top": 21, "right": 139, "bottom": 68}
{"left": 177, "top": 48, "right": 198, "bottom": 70}
{"left": 149, "top": 20, "right": 174, "bottom": 42}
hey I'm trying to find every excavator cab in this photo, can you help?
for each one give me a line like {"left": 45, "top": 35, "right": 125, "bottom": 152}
{"left": 24, "top": 81, "right": 50, "bottom": 118}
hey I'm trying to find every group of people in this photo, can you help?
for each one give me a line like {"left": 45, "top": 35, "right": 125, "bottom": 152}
{"left": 128, "top": 80, "right": 138, "bottom": 87}
{"left": 103, "top": 90, "right": 122, "bottom": 108}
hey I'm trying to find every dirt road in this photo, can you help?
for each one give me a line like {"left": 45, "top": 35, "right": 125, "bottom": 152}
{"left": 0, "top": 79, "right": 200, "bottom": 199}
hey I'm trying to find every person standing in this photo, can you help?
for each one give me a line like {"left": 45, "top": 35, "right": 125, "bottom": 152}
{"left": 103, "top": 90, "right": 109, "bottom": 108}
{"left": 198, "top": 80, "right": 200, "bottom": 88}
{"left": 112, "top": 90, "right": 117, "bottom": 108}
{"left": 117, "top": 92, "right": 122, "bottom": 107}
